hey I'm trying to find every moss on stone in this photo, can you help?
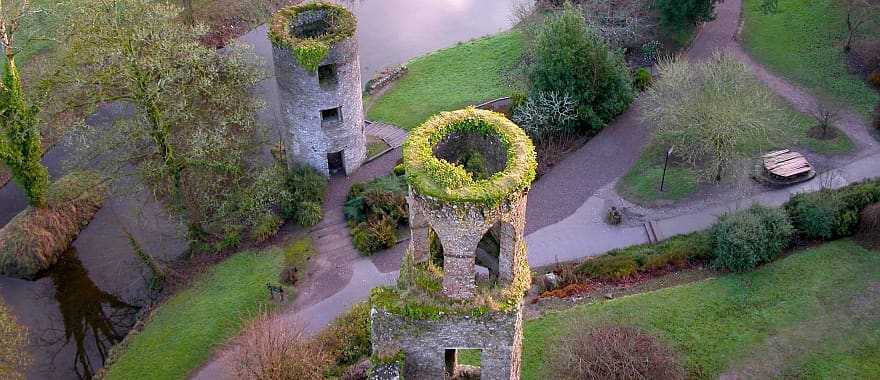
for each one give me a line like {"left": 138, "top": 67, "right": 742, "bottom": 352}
{"left": 402, "top": 107, "right": 537, "bottom": 207}
{"left": 268, "top": 1, "right": 356, "bottom": 72}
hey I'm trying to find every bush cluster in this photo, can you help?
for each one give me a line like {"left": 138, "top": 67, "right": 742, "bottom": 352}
{"left": 281, "top": 165, "right": 328, "bottom": 227}
{"left": 633, "top": 67, "right": 653, "bottom": 92}
{"left": 709, "top": 205, "right": 793, "bottom": 272}
{"left": 233, "top": 313, "right": 331, "bottom": 380}
{"left": 655, "top": 0, "right": 718, "bottom": 31}
{"left": 528, "top": 5, "right": 634, "bottom": 133}
{"left": 345, "top": 173, "right": 408, "bottom": 255}
{"left": 573, "top": 232, "right": 710, "bottom": 281}
{"left": 546, "top": 323, "right": 684, "bottom": 380}
{"left": 784, "top": 180, "right": 880, "bottom": 240}
{"left": 317, "top": 301, "right": 372, "bottom": 376}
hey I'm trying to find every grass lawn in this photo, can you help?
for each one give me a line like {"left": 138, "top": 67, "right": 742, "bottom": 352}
{"left": 103, "top": 241, "right": 310, "bottom": 380}
{"left": 366, "top": 31, "right": 523, "bottom": 131}
{"left": 619, "top": 99, "right": 854, "bottom": 206}
{"left": 513, "top": 240, "right": 880, "bottom": 379}
{"left": 741, "top": 0, "right": 880, "bottom": 118}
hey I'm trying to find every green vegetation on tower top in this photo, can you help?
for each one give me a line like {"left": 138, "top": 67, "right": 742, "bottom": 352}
{"left": 403, "top": 107, "right": 537, "bottom": 207}
{"left": 268, "top": 1, "right": 357, "bottom": 71}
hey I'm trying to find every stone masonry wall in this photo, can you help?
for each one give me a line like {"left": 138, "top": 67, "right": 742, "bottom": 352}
{"left": 407, "top": 191, "right": 529, "bottom": 300}
{"left": 273, "top": 32, "right": 365, "bottom": 176}
{"left": 371, "top": 305, "right": 524, "bottom": 380}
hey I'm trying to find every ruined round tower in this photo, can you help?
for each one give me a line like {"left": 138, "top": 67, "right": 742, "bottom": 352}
{"left": 269, "top": 2, "right": 366, "bottom": 176}
{"left": 370, "top": 108, "right": 537, "bottom": 380}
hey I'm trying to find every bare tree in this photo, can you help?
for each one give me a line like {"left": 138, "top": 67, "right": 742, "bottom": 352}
{"left": 512, "top": 91, "right": 577, "bottom": 141}
{"left": 580, "top": 0, "right": 653, "bottom": 50}
{"left": 843, "top": 0, "right": 880, "bottom": 52}
{"left": 810, "top": 101, "right": 842, "bottom": 139}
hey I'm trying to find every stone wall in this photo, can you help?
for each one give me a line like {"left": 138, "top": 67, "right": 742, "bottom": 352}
{"left": 406, "top": 190, "right": 529, "bottom": 300}
{"left": 273, "top": 29, "right": 365, "bottom": 176}
{"left": 371, "top": 305, "right": 524, "bottom": 380}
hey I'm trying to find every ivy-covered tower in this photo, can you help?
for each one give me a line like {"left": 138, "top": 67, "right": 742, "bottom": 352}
{"left": 370, "top": 108, "right": 537, "bottom": 380}
{"left": 269, "top": 2, "right": 366, "bottom": 176}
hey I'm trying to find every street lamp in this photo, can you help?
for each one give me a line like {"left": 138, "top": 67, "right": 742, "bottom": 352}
{"left": 659, "top": 147, "right": 674, "bottom": 192}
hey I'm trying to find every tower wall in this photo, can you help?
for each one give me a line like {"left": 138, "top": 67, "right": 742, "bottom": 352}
{"left": 272, "top": 12, "right": 365, "bottom": 176}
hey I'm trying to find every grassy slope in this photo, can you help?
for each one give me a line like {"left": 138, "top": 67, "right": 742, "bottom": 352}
{"left": 366, "top": 32, "right": 523, "bottom": 131}
{"left": 619, "top": 99, "right": 853, "bottom": 205}
{"left": 741, "top": 0, "right": 880, "bottom": 118}
{"left": 104, "top": 248, "right": 286, "bottom": 380}
{"left": 517, "top": 240, "right": 880, "bottom": 379}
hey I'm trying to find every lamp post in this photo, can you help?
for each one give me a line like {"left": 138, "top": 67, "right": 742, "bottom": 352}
{"left": 659, "top": 147, "right": 674, "bottom": 192}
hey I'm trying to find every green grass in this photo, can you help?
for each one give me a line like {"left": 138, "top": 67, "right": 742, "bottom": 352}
{"left": 366, "top": 31, "right": 523, "bottom": 131}
{"left": 104, "top": 246, "right": 291, "bottom": 380}
{"left": 620, "top": 98, "right": 853, "bottom": 205}
{"left": 514, "top": 240, "right": 880, "bottom": 379}
{"left": 742, "top": 0, "right": 880, "bottom": 118}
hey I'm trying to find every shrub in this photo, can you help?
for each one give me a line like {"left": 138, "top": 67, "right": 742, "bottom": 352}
{"left": 710, "top": 205, "right": 794, "bottom": 272}
{"left": 233, "top": 313, "right": 331, "bottom": 380}
{"left": 576, "top": 254, "right": 637, "bottom": 280}
{"left": 280, "top": 238, "right": 314, "bottom": 286}
{"left": 511, "top": 91, "right": 577, "bottom": 141}
{"left": 295, "top": 201, "right": 323, "bottom": 227}
{"left": 633, "top": 67, "right": 653, "bottom": 91}
{"left": 858, "top": 203, "right": 880, "bottom": 248}
{"left": 281, "top": 165, "right": 328, "bottom": 225}
{"left": 784, "top": 180, "right": 880, "bottom": 240}
{"left": 655, "top": 0, "right": 718, "bottom": 31}
{"left": 545, "top": 323, "right": 685, "bottom": 380}
{"left": 528, "top": 4, "right": 634, "bottom": 132}
{"left": 318, "top": 301, "right": 372, "bottom": 368}
{"left": 869, "top": 69, "right": 880, "bottom": 88}
{"left": 351, "top": 217, "right": 397, "bottom": 255}
{"left": 251, "top": 213, "right": 283, "bottom": 243}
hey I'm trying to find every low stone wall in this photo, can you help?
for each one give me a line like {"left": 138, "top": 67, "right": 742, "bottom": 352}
{"left": 365, "top": 65, "right": 408, "bottom": 95}
{"left": 370, "top": 305, "right": 524, "bottom": 380}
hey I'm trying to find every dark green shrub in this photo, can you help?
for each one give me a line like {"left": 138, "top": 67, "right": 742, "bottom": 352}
{"left": 281, "top": 165, "right": 328, "bottom": 225}
{"left": 351, "top": 217, "right": 397, "bottom": 255}
{"left": 219, "top": 226, "right": 243, "bottom": 250}
{"left": 393, "top": 163, "right": 406, "bottom": 176}
{"left": 784, "top": 180, "right": 880, "bottom": 240}
{"left": 873, "top": 103, "right": 880, "bottom": 132}
{"left": 529, "top": 4, "right": 634, "bottom": 132}
{"left": 655, "top": 0, "right": 718, "bottom": 31}
{"left": 633, "top": 68, "right": 653, "bottom": 91}
{"left": 710, "top": 205, "right": 794, "bottom": 272}
{"left": 576, "top": 254, "right": 638, "bottom": 280}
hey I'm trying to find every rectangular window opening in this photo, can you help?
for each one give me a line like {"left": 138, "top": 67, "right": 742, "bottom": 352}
{"left": 318, "top": 64, "right": 338, "bottom": 88}
{"left": 321, "top": 107, "right": 341, "bottom": 124}
{"left": 446, "top": 348, "right": 481, "bottom": 377}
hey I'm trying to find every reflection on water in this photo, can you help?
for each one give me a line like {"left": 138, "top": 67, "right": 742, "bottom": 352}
{"left": 38, "top": 251, "right": 140, "bottom": 379}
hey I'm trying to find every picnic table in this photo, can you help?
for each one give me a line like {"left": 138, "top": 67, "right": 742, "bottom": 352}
{"left": 755, "top": 149, "right": 816, "bottom": 185}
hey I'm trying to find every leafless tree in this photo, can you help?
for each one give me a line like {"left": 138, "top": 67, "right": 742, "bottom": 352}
{"left": 512, "top": 91, "right": 577, "bottom": 141}
{"left": 843, "top": 0, "right": 880, "bottom": 52}
{"left": 579, "top": 0, "right": 653, "bottom": 50}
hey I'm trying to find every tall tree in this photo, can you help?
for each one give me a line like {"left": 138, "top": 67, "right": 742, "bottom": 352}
{"left": 0, "top": 0, "right": 49, "bottom": 207}
{"left": 54, "top": 0, "right": 270, "bottom": 241}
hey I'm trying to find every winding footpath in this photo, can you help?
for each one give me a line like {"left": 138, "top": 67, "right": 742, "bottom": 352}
{"left": 191, "top": 0, "right": 880, "bottom": 377}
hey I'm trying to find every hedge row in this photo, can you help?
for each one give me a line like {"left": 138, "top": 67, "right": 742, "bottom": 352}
{"left": 571, "top": 179, "right": 880, "bottom": 280}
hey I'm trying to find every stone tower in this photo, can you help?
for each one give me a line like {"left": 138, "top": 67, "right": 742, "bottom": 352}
{"left": 269, "top": 2, "right": 366, "bottom": 176}
{"left": 370, "top": 108, "right": 537, "bottom": 380}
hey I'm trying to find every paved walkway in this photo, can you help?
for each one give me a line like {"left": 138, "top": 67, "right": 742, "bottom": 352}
{"left": 191, "top": 0, "right": 880, "bottom": 377}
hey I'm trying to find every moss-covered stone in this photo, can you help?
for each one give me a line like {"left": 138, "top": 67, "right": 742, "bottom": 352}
{"left": 268, "top": 1, "right": 357, "bottom": 71}
{"left": 403, "top": 107, "right": 537, "bottom": 207}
